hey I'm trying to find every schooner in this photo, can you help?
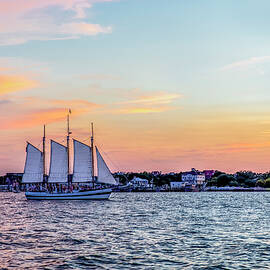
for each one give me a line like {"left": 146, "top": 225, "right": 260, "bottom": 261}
{"left": 22, "top": 116, "right": 117, "bottom": 200}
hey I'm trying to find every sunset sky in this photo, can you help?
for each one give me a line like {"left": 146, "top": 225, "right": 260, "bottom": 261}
{"left": 1, "top": 0, "right": 270, "bottom": 174}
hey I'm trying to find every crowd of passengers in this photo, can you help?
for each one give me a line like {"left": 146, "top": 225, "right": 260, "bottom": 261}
{"left": 26, "top": 183, "right": 102, "bottom": 193}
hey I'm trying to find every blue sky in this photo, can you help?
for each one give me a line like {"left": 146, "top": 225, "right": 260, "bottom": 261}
{"left": 1, "top": 0, "right": 270, "bottom": 173}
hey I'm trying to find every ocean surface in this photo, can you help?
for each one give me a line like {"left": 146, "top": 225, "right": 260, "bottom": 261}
{"left": 1, "top": 192, "right": 270, "bottom": 270}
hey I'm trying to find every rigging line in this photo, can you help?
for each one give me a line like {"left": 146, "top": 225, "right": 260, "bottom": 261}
{"left": 82, "top": 136, "right": 91, "bottom": 143}
{"left": 95, "top": 141, "right": 121, "bottom": 172}
{"left": 37, "top": 139, "right": 43, "bottom": 149}
{"left": 94, "top": 132, "right": 119, "bottom": 170}
{"left": 93, "top": 126, "right": 121, "bottom": 172}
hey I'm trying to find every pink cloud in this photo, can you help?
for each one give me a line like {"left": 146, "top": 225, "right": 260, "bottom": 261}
{"left": 0, "top": 0, "right": 115, "bottom": 17}
{"left": 0, "top": 0, "right": 115, "bottom": 45}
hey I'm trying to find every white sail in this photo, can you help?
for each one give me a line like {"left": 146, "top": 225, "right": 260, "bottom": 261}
{"left": 96, "top": 147, "right": 117, "bottom": 185}
{"left": 72, "top": 139, "right": 92, "bottom": 182}
{"left": 48, "top": 140, "right": 68, "bottom": 183}
{"left": 22, "top": 143, "right": 43, "bottom": 183}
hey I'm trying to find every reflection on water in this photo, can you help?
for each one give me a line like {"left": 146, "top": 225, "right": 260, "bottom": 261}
{"left": 1, "top": 192, "right": 270, "bottom": 269}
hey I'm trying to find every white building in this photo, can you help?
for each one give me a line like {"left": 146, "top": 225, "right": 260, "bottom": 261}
{"left": 196, "top": 174, "right": 205, "bottom": 185}
{"left": 181, "top": 172, "right": 205, "bottom": 185}
{"left": 130, "top": 177, "right": 149, "bottom": 188}
{"left": 170, "top": 182, "right": 184, "bottom": 189}
{"left": 182, "top": 173, "right": 196, "bottom": 183}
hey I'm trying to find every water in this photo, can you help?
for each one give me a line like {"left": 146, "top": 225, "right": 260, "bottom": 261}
{"left": 1, "top": 192, "right": 270, "bottom": 269}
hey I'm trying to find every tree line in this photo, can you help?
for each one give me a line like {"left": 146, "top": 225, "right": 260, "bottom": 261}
{"left": 115, "top": 170, "right": 270, "bottom": 188}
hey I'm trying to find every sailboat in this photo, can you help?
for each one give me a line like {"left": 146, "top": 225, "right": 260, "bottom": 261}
{"left": 22, "top": 115, "right": 117, "bottom": 200}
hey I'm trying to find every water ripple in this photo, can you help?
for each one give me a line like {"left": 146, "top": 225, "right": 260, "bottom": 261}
{"left": 1, "top": 192, "right": 270, "bottom": 269}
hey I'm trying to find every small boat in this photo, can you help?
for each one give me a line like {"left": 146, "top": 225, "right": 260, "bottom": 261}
{"left": 22, "top": 112, "right": 117, "bottom": 200}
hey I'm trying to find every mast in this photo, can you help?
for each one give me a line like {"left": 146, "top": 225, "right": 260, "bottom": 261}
{"left": 43, "top": 125, "right": 46, "bottom": 182}
{"left": 67, "top": 111, "right": 71, "bottom": 183}
{"left": 91, "top": 122, "right": 95, "bottom": 184}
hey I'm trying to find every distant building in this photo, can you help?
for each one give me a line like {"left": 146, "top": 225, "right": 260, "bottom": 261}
{"left": 170, "top": 182, "right": 184, "bottom": 189}
{"left": 203, "top": 170, "right": 215, "bottom": 180}
{"left": 130, "top": 177, "right": 149, "bottom": 188}
{"left": 182, "top": 171, "right": 197, "bottom": 185}
{"left": 196, "top": 174, "right": 206, "bottom": 185}
{"left": 182, "top": 170, "right": 205, "bottom": 186}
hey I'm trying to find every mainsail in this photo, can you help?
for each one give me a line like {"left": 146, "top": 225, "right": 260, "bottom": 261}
{"left": 48, "top": 140, "right": 68, "bottom": 183}
{"left": 72, "top": 139, "right": 92, "bottom": 182}
{"left": 22, "top": 143, "right": 43, "bottom": 183}
{"left": 96, "top": 147, "right": 117, "bottom": 185}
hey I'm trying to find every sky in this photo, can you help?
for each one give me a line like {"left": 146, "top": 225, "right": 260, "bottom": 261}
{"left": 1, "top": 0, "right": 270, "bottom": 174}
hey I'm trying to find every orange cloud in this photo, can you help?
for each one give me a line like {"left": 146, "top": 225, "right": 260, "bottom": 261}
{"left": 50, "top": 99, "right": 101, "bottom": 109}
{"left": 1, "top": 108, "right": 83, "bottom": 130}
{"left": 4, "top": 108, "right": 68, "bottom": 129}
{"left": 0, "top": 98, "right": 101, "bottom": 130}
{"left": 0, "top": 74, "right": 37, "bottom": 95}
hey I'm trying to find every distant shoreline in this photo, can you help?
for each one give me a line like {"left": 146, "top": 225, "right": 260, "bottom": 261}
{"left": 114, "top": 188, "right": 270, "bottom": 193}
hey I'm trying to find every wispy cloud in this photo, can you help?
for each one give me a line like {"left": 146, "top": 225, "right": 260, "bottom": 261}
{"left": 261, "top": 130, "right": 270, "bottom": 135}
{"left": 213, "top": 142, "right": 270, "bottom": 153}
{"left": 116, "top": 107, "right": 172, "bottom": 114}
{"left": 50, "top": 98, "right": 101, "bottom": 108}
{"left": 0, "top": 0, "right": 114, "bottom": 45}
{"left": 115, "top": 91, "right": 182, "bottom": 114}
{"left": 79, "top": 84, "right": 182, "bottom": 114}
{"left": 120, "top": 92, "right": 181, "bottom": 105}
{"left": 80, "top": 73, "right": 121, "bottom": 81}
{"left": 221, "top": 56, "right": 270, "bottom": 71}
